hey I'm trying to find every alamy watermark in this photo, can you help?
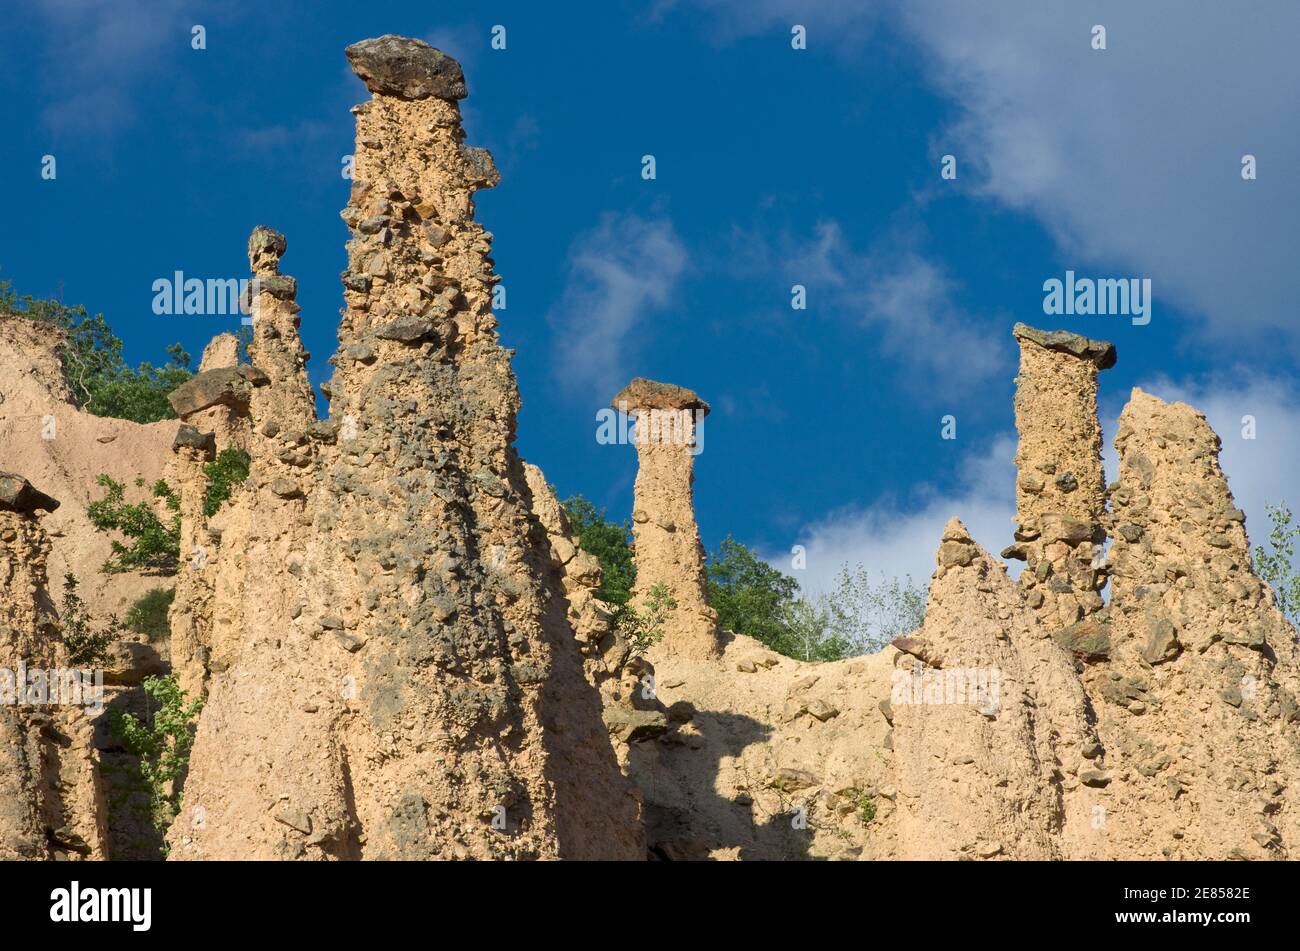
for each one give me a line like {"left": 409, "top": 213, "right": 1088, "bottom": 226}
{"left": 891, "top": 662, "right": 1000, "bottom": 716}
{"left": 0, "top": 662, "right": 104, "bottom": 714}
{"left": 1042, "top": 270, "right": 1151, "bottom": 326}
{"left": 596, "top": 404, "right": 706, "bottom": 456}
{"left": 151, "top": 272, "right": 274, "bottom": 325}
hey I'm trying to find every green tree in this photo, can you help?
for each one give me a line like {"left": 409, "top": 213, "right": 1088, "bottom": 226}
{"left": 0, "top": 280, "right": 192, "bottom": 423}
{"left": 87, "top": 475, "right": 181, "bottom": 575}
{"left": 562, "top": 495, "right": 635, "bottom": 605}
{"left": 58, "top": 573, "right": 119, "bottom": 666}
{"left": 109, "top": 675, "right": 204, "bottom": 836}
{"left": 1254, "top": 501, "right": 1300, "bottom": 629}
{"left": 821, "top": 566, "right": 927, "bottom": 655}
{"left": 779, "top": 596, "right": 853, "bottom": 662}
{"left": 707, "top": 535, "right": 800, "bottom": 648}
{"left": 202, "top": 448, "right": 251, "bottom": 517}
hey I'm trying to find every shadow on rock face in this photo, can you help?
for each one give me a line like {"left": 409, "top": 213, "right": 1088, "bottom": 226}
{"left": 626, "top": 710, "right": 815, "bottom": 861}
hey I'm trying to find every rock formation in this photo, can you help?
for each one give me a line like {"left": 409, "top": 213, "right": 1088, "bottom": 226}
{"left": 4, "top": 28, "right": 1298, "bottom": 866}
{"left": 1085, "top": 389, "right": 1300, "bottom": 858}
{"left": 612, "top": 378, "right": 720, "bottom": 660}
{"left": 0, "top": 475, "right": 106, "bottom": 860}
{"left": 168, "top": 35, "right": 641, "bottom": 861}
{"left": 891, "top": 519, "right": 1104, "bottom": 859}
{"left": 1007, "top": 323, "right": 1115, "bottom": 628}
{"left": 0, "top": 315, "right": 179, "bottom": 622}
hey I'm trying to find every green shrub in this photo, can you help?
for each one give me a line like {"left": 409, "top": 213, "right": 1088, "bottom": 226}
{"left": 109, "top": 675, "right": 204, "bottom": 837}
{"left": 1254, "top": 501, "right": 1300, "bottom": 629}
{"left": 125, "top": 588, "right": 175, "bottom": 642}
{"left": 0, "top": 281, "right": 192, "bottom": 423}
{"left": 202, "top": 448, "right": 251, "bottom": 517}
{"left": 614, "top": 582, "right": 676, "bottom": 658}
{"left": 88, "top": 475, "right": 181, "bottom": 575}
{"left": 58, "top": 573, "right": 118, "bottom": 666}
{"left": 561, "top": 495, "right": 635, "bottom": 605}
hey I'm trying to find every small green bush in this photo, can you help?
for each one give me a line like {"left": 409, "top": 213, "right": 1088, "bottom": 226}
{"left": 109, "top": 675, "right": 204, "bottom": 838}
{"left": 88, "top": 475, "right": 181, "bottom": 575}
{"left": 125, "top": 588, "right": 175, "bottom": 642}
{"left": 1255, "top": 501, "right": 1300, "bottom": 629}
{"left": 614, "top": 582, "right": 677, "bottom": 658}
{"left": 58, "top": 573, "right": 118, "bottom": 666}
{"left": 202, "top": 448, "right": 251, "bottom": 517}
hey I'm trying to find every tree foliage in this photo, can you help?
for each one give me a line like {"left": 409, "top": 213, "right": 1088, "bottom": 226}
{"left": 1254, "top": 501, "right": 1300, "bottom": 630}
{"left": 559, "top": 498, "right": 926, "bottom": 662}
{"left": 58, "top": 573, "right": 119, "bottom": 666}
{"left": 614, "top": 581, "right": 677, "bottom": 658}
{"left": 202, "top": 448, "right": 251, "bottom": 517}
{"left": 87, "top": 475, "right": 181, "bottom": 575}
{"left": 562, "top": 495, "right": 635, "bottom": 605}
{"left": 109, "top": 675, "right": 204, "bottom": 836}
{"left": 0, "top": 280, "right": 191, "bottom": 423}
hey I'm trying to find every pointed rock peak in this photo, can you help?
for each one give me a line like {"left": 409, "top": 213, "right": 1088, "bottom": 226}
{"left": 611, "top": 378, "right": 710, "bottom": 417}
{"left": 199, "top": 333, "right": 241, "bottom": 372}
{"left": 941, "top": 517, "right": 972, "bottom": 544}
{"left": 935, "top": 517, "right": 985, "bottom": 570}
{"left": 248, "top": 226, "right": 287, "bottom": 274}
{"left": 1013, "top": 322, "right": 1116, "bottom": 369}
{"left": 345, "top": 35, "right": 468, "bottom": 101}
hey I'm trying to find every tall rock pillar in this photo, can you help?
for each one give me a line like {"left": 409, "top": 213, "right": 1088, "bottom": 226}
{"left": 0, "top": 474, "right": 105, "bottom": 860}
{"left": 245, "top": 226, "right": 316, "bottom": 437}
{"left": 612, "top": 378, "right": 720, "bottom": 661}
{"left": 169, "top": 36, "right": 641, "bottom": 861}
{"left": 1008, "top": 324, "right": 1115, "bottom": 628}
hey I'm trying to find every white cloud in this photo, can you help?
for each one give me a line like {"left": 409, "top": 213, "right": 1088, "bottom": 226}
{"left": 781, "top": 433, "right": 1018, "bottom": 597}
{"left": 730, "top": 220, "right": 1008, "bottom": 393}
{"left": 36, "top": 0, "right": 192, "bottom": 135}
{"left": 546, "top": 213, "right": 688, "bottom": 401}
{"left": 673, "top": 0, "right": 1300, "bottom": 350}
{"left": 897, "top": 0, "right": 1300, "bottom": 348}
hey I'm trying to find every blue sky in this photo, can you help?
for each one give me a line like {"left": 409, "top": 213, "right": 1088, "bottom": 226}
{"left": 5, "top": 0, "right": 1299, "bottom": 592}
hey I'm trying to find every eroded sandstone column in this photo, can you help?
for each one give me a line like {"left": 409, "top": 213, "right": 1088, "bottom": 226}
{"left": 170, "top": 36, "right": 641, "bottom": 860}
{"left": 1089, "top": 389, "right": 1300, "bottom": 858}
{"left": 890, "top": 518, "right": 1105, "bottom": 859}
{"left": 245, "top": 226, "right": 316, "bottom": 438}
{"left": 1007, "top": 323, "right": 1115, "bottom": 628}
{"left": 612, "top": 378, "right": 720, "bottom": 661}
{"left": 169, "top": 425, "right": 217, "bottom": 699}
{"left": 0, "top": 474, "right": 105, "bottom": 860}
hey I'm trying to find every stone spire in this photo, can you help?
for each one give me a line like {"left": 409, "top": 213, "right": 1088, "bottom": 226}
{"left": 170, "top": 36, "right": 640, "bottom": 860}
{"left": 245, "top": 226, "right": 316, "bottom": 436}
{"left": 891, "top": 519, "right": 1104, "bottom": 859}
{"left": 1087, "top": 389, "right": 1300, "bottom": 858}
{"left": 611, "top": 378, "right": 720, "bottom": 661}
{"left": 0, "top": 475, "right": 105, "bottom": 860}
{"left": 1006, "top": 323, "right": 1115, "bottom": 628}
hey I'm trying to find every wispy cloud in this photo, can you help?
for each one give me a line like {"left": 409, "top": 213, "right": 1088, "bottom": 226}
{"left": 730, "top": 219, "right": 1008, "bottom": 393}
{"left": 896, "top": 0, "right": 1300, "bottom": 349}
{"left": 778, "top": 433, "right": 1017, "bottom": 597}
{"left": 546, "top": 212, "right": 688, "bottom": 401}
{"left": 35, "top": 0, "right": 193, "bottom": 135}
